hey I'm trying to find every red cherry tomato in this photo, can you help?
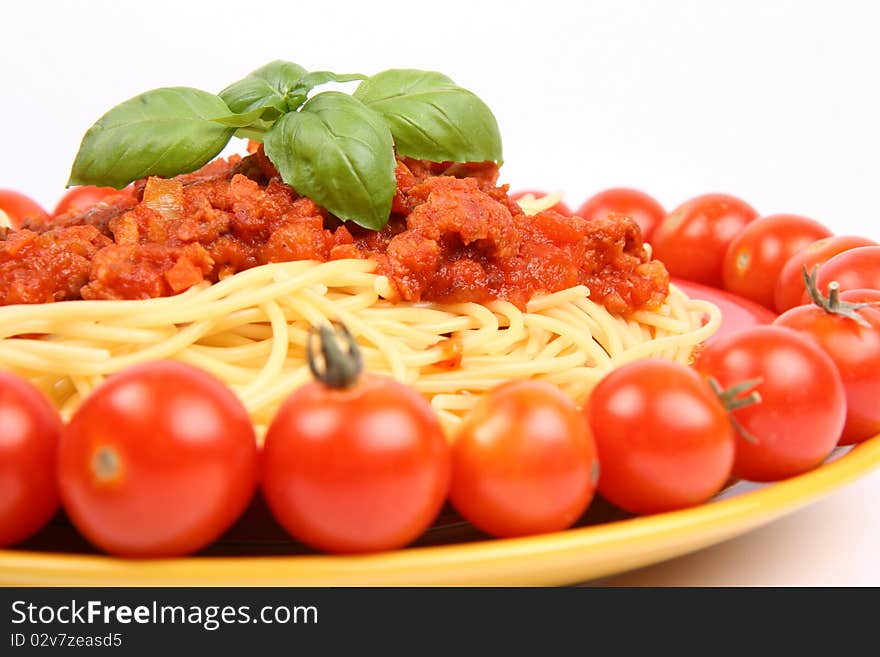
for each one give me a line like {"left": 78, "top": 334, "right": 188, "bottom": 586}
{"left": 672, "top": 278, "right": 776, "bottom": 345}
{"left": 774, "top": 235, "right": 878, "bottom": 313}
{"left": 585, "top": 360, "right": 735, "bottom": 515}
{"left": 450, "top": 380, "right": 597, "bottom": 537}
{"left": 0, "top": 189, "right": 49, "bottom": 229}
{"left": 775, "top": 289, "right": 880, "bottom": 444}
{"left": 576, "top": 187, "right": 665, "bottom": 241}
{"left": 808, "top": 247, "right": 880, "bottom": 302}
{"left": 0, "top": 373, "right": 63, "bottom": 547}
{"left": 59, "top": 361, "right": 259, "bottom": 557}
{"left": 651, "top": 193, "right": 759, "bottom": 288}
{"left": 509, "top": 190, "right": 572, "bottom": 215}
{"left": 263, "top": 375, "right": 450, "bottom": 554}
{"left": 53, "top": 186, "right": 123, "bottom": 216}
{"left": 722, "top": 214, "right": 832, "bottom": 309}
{"left": 695, "top": 326, "right": 846, "bottom": 482}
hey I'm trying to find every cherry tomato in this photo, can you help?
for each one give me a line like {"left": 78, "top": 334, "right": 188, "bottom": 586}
{"left": 722, "top": 214, "right": 831, "bottom": 309}
{"left": 695, "top": 326, "right": 846, "bottom": 482}
{"left": 576, "top": 187, "right": 665, "bottom": 241}
{"left": 0, "top": 189, "right": 49, "bottom": 229}
{"left": 775, "top": 288, "right": 880, "bottom": 444}
{"left": 450, "top": 380, "right": 597, "bottom": 537}
{"left": 59, "top": 361, "right": 258, "bottom": 557}
{"left": 774, "top": 235, "right": 878, "bottom": 313}
{"left": 672, "top": 278, "right": 776, "bottom": 345}
{"left": 585, "top": 360, "right": 734, "bottom": 515}
{"left": 262, "top": 328, "right": 449, "bottom": 553}
{"left": 808, "top": 247, "right": 880, "bottom": 302}
{"left": 53, "top": 186, "right": 123, "bottom": 216}
{"left": 0, "top": 373, "right": 63, "bottom": 547}
{"left": 509, "top": 189, "right": 572, "bottom": 215}
{"left": 651, "top": 193, "right": 758, "bottom": 288}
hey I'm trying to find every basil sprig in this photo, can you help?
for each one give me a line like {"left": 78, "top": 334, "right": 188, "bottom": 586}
{"left": 68, "top": 61, "right": 503, "bottom": 230}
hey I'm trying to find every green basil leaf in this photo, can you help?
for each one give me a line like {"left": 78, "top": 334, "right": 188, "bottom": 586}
{"left": 68, "top": 87, "right": 235, "bottom": 188}
{"left": 219, "top": 60, "right": 308, "bottom": 118}
{"left": 233, "top": 124, "right": 272, "bottom": 141}
{"left": 285, "top": 71, "right": 367, "bottom": 111}
{"left": 232, "top": 117, "right": 275, "bottom": 141}
{"left": 353, "top": 69, "right": 502, "bottom": 163}
{"left": 208, "top": 106, "right": 269, "bottom": 128}
{"left": 263, "top": 91, "right": 395, "bottom": 230}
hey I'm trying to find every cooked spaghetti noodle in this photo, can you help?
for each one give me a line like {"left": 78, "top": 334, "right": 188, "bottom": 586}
{"left": 0, "top": 257, "right": 720, "bottom": 435}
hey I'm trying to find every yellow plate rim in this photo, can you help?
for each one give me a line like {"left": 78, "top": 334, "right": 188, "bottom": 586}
{"left": 3, "top": 435, "right": 879, "bottom": 586}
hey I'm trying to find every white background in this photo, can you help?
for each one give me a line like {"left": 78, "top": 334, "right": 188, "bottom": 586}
{"left": 2, "top": 0, "right": 878, "bottom": 585}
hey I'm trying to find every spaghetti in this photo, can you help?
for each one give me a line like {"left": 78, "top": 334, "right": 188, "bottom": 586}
{"left": 0, "top": 257, "right": 720, "bottom": 435}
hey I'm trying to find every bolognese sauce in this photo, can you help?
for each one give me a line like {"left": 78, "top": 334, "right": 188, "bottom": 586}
{"left": 0, "top": 149, "right": 668, "bottom": 313}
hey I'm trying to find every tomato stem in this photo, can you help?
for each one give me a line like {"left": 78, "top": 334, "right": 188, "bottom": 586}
{"left": 306, "top": 321, "right": 364, "bottom": 389}
{"left": 707, "top": 376, "right": 762, "bottom": 444}
{"left": 802, "top": 266, "right": 875, "bottom": 328}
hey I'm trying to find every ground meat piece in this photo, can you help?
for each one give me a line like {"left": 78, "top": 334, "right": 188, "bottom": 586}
{"left": 222, "top": 174, "right": 322, "bottom": 244}
{"left": 81, "top": 242, "right": 213, "bottom": 300}
{"left": 207, "top": 236, "right": 259, "bottom": 280}
{"left": 391, "top": 160, "right": 418, "bottom": 214}
{"left": 386, "top": 231, "right": 442, "bottom": 300}
{"left": 521, "top": 241, "right": 580, "bottom": 293}
{"left": 109, "top": 204, "right": 169, "bottom": 245}
{"left": 0, "top": 226, "right": 111, "bottom": 304}
{"left": 400, "top": 157, "right": 451, "bottom": 182}
{"left": 435, "top": 259, "right": 490, "bottom": 302}
{"left": 164, "top": 244, "right": 215, "bottom": 293}
{"left": 405, "top": 177, "right": 519, "bottom": 259}
{"left": 0, "top": 153, "right": 669, "bottom": 313}
{"left": 259, "top": 219, "right": 331, "bottom": 263}
{"left": 574, "top": 213, "right": 669, "bottom": 313}
{"left": 174, "top": 154, "right": 243, "bottom": 187}
{"left": 440, "top": 161, "right": 500, "bottom": 189}
{"left": 234, "top": 146, "right": 280, "bottom": 183}
{"left": 176, "top": 196, "right": 231, "bottom": 245}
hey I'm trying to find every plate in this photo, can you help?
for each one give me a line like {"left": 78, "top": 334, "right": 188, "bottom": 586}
{"left": 2, "top": 286, "right": 879, "bottom": 586}
{"left": 2, "top": 436, "right": 878, "bottom": 586}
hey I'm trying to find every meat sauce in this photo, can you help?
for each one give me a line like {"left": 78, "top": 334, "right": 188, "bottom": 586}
{"left": 0, "top": 150, "right": 668, "bottom": 313}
